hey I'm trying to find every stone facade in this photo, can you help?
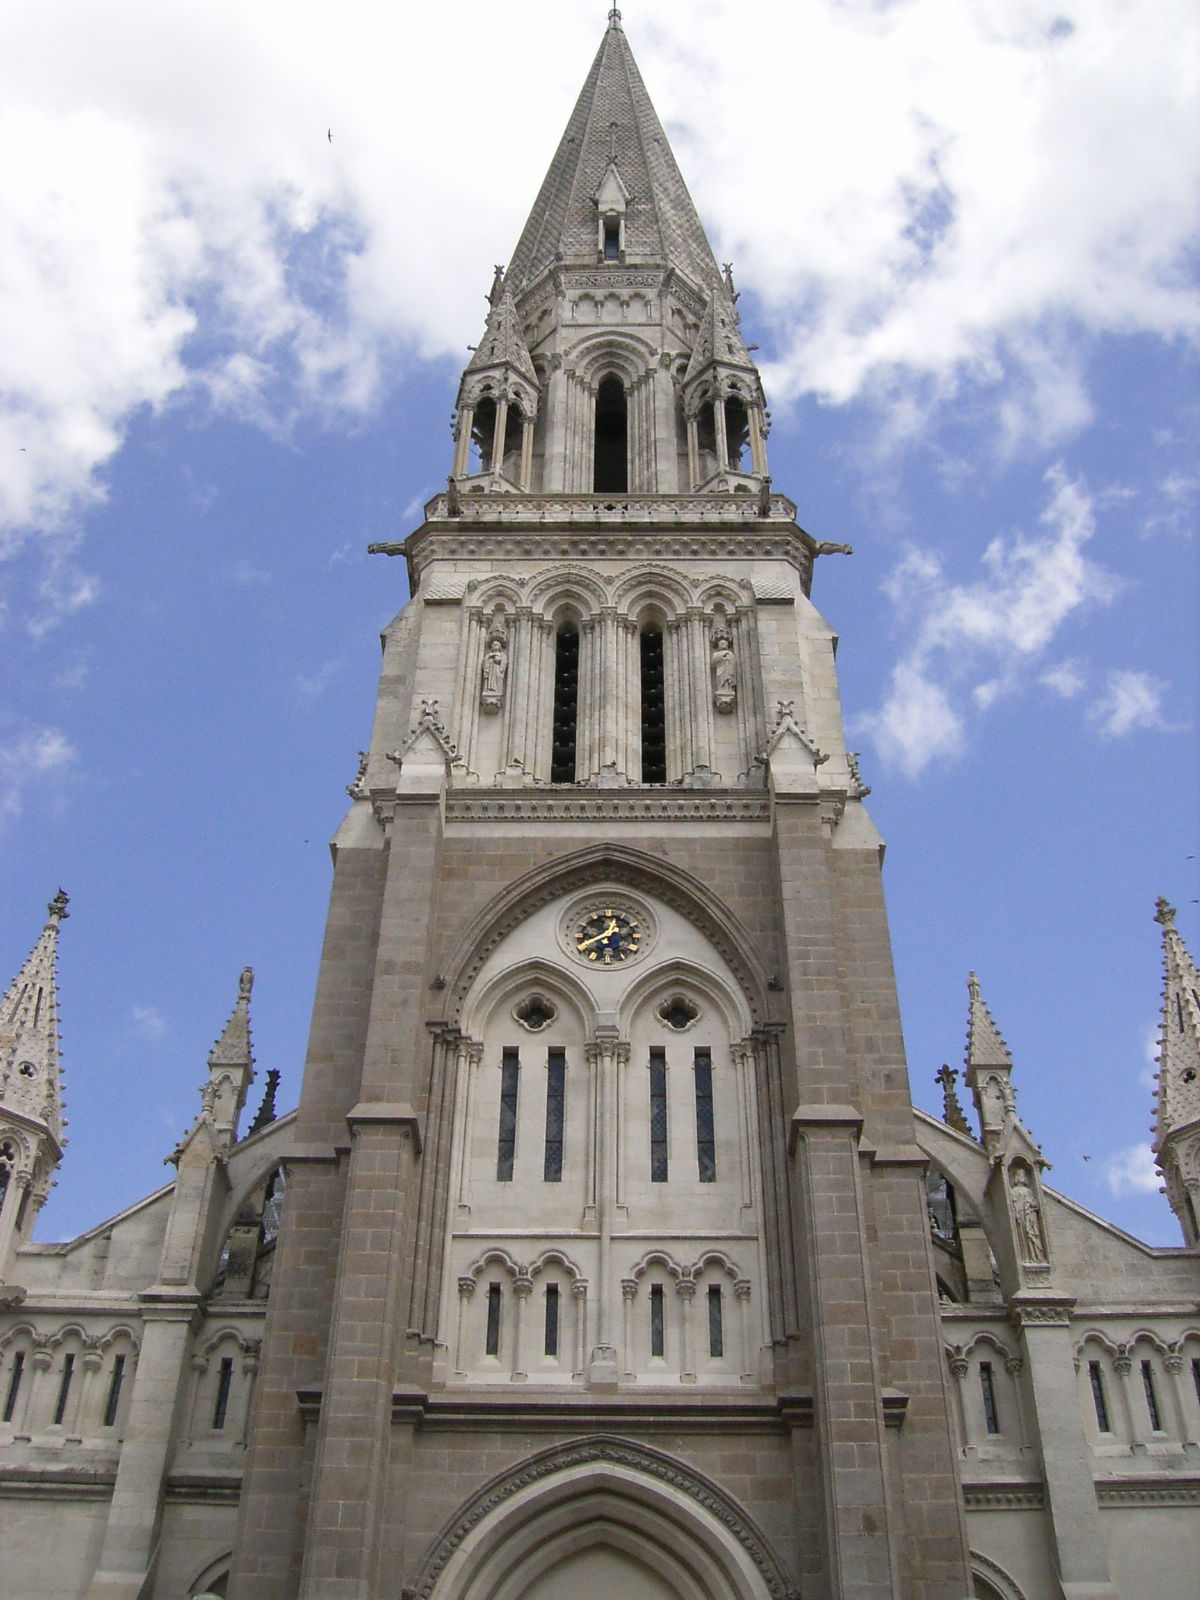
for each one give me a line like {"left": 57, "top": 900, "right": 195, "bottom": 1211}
{"left": 1, "top": 15, "right": 1197, "bottom": 1600}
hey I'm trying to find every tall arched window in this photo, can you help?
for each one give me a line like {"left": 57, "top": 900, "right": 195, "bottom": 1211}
{"left": 551, "top": 625, "right": 579, "bottom": 782}
{"left": 639, "top": 628, "right": 666, "bottom": 783}
{"left": 594, "top": 375, "right": 628, "bottom": 492}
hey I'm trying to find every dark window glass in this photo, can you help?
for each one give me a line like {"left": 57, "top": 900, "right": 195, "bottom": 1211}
{"left": 1192, "top": 1357, "right": 1200, "bottom": 1407}
{"left": 551, "top": 628, "right": 579, "bottom": 782}
{"left": 1141, "top": 1359, "right": 1163, "bottom": 1431}
{"left": 102, "top": 1354, "right": 126, "bottom": 1428}
{"left": 544, "top": 1284, "right": 560, "bottom": 1357}
{"left": 650, "top": 1284, "right": 665, "bottom": 1358}
{"left": 53, "top": 1353, "right": 75, "bottom": 1426}
{"left": 979, "top": 1361, "right": 1000, "bottom": 1434}
{"left": 649, "top": 1049, "right": 668, "bottom": 1182}
{"left": 594, "top": 374, "right": 628, "bottom": 492}
{"left": 544, "top": 1049, "right": 565, "bottom": 1182}
{"left": 485, "top": 1283, "right": 502, "bottom": 1357}
{"left": 1088, "top": 1360, "right": 1111, "bottom": 1432}
{"left": 212, "top": 1356, "right": 234, "bottom": 1430}
{"left": 497, "top": 1048, "right": 520, "bottom": 1181}
{"left": 2, "top": 1351, "right": 24, "bottom": 1423}
{"left": 603, "top": 218, "right": 620, "bottom": 260}
{"left": 707, "top": 1284, "right": 724, "bottom": 1358}
{"left": 694, "top": 1048, "right": 716, "bottom": 1182}
{"left": 639, "top": 629, "right": 666, "bottom": 783}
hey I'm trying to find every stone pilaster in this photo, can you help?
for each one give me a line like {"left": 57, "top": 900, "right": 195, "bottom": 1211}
{"left": 1011, "top": 1294, "right": 1120, "bottom": 1600}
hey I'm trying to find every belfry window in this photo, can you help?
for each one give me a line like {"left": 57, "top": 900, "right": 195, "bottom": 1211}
{"left": 725, "top": 396, "right": 750, "bottom": 470}
{"left": 602, "top": 217, "right": 621, "bottom": 261}
{"left": 594, "top": 374, "right": 628, "bottom": 492}
{"left": 470, "top": 397, "right": 497, "bottom": 474}
{"left": 551, "top": 626, "right": 579, "bottom": 782}
{"left": 639, "top": 628, "right": 666, "bottom": 782}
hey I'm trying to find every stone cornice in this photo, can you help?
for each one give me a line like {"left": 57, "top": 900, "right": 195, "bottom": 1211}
{"left": 444, "top": 791, "right": 772, "bottom": 825}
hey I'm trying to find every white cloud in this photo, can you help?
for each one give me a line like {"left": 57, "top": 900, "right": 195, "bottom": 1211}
{"left": 0, "top": 0, "right": 1196, "bottom": 604}
{"left": 859, "top": 465, "right": 1117, "bottom": 774}
{"left": 1041, "top": 660, "right": 1086, "bottom": 698}
{"left": 130, "top": 1004, "right": 168, "bottom": 1043}
{"left": 1088, "top": 669, "right": 1172, "bottom": 740}
{"left": 1103, "top": 1141, "right": 1162, "bottom": 1196}
{"left": 0, "top": 725, "right": 76, "bottom": 821}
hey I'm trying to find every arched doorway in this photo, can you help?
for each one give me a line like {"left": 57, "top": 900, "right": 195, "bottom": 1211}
{"left": 417, "top": 1440, "right": 787, "bottom": 1600}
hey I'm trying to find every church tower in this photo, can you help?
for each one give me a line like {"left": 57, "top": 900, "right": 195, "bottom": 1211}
{"left": 0, "top": 889, "right": 69, "bottom": 1285}
{"left": 229, "top": 16, "right": 972, "bottom": 1598}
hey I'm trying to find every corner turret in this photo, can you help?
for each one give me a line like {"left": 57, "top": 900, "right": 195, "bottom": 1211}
{"left": 1151, "top": 897, "right": 1200, "bottom": 1245}
{"left": 0, "top": 891, "right": 69, "bottom": 1281}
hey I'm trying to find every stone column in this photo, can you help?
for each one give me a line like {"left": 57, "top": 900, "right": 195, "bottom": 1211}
{"left": 713, "top": 392, "right": 729, "bottom": 472}
{"left": 488, "top": 397, "right": 509, "bottom": 476}
{"left": 520, "top": 415, "right": 535, "bottom": 489}
{"left": 572, "top": 1280, "right": 589, "bottom": 1380}
{"left": 451, "top": 404, "right": 474, "bottom": 479}
{"left": 686, "top": 413, "right": 699, "bottom": 489}
{"left": 621, "top": 1279, "right": 637, "bottom": 1379}
{"left": 511, "top": 1276, "right": 532, "bottom": 1382}
{"left": 677, "top": 1278, "right": 696, "bottom": 1383}
{"left": 1164, "top": 1349, "right": 1197, "bottom": 1446}
{"left": 85, "top": 1295, "right": 199, "bottom": 1600}
{"left": 748, "top": 404, "right": 767, "bottom": 475}
{"left": 735, "top": 1279, "right": 754, "bottom": 1384}
{"left": 1012, "top": 1295, "right": 1119, "bottom": 1599}
{"left": 453, "top": 1277, "right": 476, "bottom": 1378}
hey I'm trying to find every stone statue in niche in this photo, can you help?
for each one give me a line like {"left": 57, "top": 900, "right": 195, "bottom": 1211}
{"left": 711, "top": 632, "right": 736, "bottom": 713}
{"left": 1009, "top": 1163, "right": 1049, "bottom": 1264}
{"left": 480, "top": 633, "right": 508, "bottom": 713}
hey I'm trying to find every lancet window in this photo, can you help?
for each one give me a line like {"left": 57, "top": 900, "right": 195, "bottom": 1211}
{"left": 594, "top": 374, "right": 628, "bottom": 492}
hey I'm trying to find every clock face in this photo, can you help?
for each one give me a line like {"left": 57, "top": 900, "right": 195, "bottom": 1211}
{"left": 573, "top": 905, "right": 642, "bottom": 965}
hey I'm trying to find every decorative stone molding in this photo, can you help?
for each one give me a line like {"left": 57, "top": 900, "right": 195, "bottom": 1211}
{"left": 962, "top": 1482, "right": 1046, "bottom": 1510}
{"left": 405, "top": 1433, "right": 796, "bottom": 1600}
{"left": 445, "top": 792, "right": 771, "bottom": 823}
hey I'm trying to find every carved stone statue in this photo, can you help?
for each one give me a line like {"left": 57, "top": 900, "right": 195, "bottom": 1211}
{"left": 711, "top": 633, "right": 736, "bottom": 713}
{"left": 1010, "top": 1164, "right": 1048, "bottom": 1264}
{"left": 481, "top": 635, "right": 508, "bottom": 712}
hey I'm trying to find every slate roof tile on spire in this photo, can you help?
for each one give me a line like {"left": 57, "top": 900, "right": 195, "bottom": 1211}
{"left": 1153, "top": 896, "right": 1200, "bottom": 1144}
{"left": 0, "top": 890, "right": 69, "bottom": 1147}
{"left": 504, "top": 17, "right": 723, "bottom": 298}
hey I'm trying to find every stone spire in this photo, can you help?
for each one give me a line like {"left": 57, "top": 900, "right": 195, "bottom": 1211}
{"left": 1151, "top": 897, "right": 1200, "bottom": 1245}
{"left": 503, "top": 14, "right": 723, "bottom": 298}
{"left": 0, "top": 890, "right": 70, "bottom": 1278}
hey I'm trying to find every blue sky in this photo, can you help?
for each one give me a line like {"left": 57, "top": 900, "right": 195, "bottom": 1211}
{"left": 1, "top": 0, "right": 1197, "bottom": 1247}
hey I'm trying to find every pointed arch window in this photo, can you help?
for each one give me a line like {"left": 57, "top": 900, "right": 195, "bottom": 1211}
{"left": 594, "top": 375, "right": 628, "bottom": 492}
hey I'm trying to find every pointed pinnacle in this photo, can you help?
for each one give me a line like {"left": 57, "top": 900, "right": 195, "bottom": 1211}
{"left": 208, "top": 967, "right": 255, "bottom": 1069}
{"left": 965, "top": 971, "right": 1012, "bottom": 1070}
